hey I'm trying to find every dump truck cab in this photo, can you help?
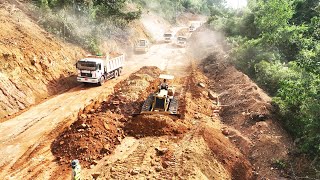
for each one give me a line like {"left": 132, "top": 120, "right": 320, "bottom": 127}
{"left": 76, "top": 53, "right": 124, "bottom": 85}
{"left": 164, "top": 33, "right": 173, "bottom": 43}
{"left": 134, "top": 39, "right": 149, "bottom": 53}
{"left": 189, "top": 25, "right": 195, "bottom": 32}
{"left": 177, "top": 36, "right": 187, "bottom": 47}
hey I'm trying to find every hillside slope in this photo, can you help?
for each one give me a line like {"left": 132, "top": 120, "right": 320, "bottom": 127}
{"left": 0, "top": 3, "right": 86, "bottom": 119}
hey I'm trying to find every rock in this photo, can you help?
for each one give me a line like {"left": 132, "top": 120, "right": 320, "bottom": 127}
{"left": 208, "top": 90, "right": 218, "bottom": 100}
{"left": 92, "top": 172, "right": 101, "bottom": 179}
{"left": 150, "top": 160, "right": 156, "bottom": 166}
{"left": 185, "top": 155, "right": 191, "bottom": 160}
{"left": 90, "top": 164, "right": 95, "bottom": 169}
{"left": 155, "top": 147, "right": 168, "bottom": 156}
{"left": 110, "top": 167, "right": 116, "bottom": 172}
{"left": 81, "top": 123, "right": 87, "bottom": 128}
{"left": 113, "top": 100, "right": 120, "bottom": 105}
{"left": 194, "top": 113, "right": 201, "bottom": 119}
{"left": 155, "top": 166, "right": 163, "bottom": 172}
{"left": 80, "top": 114, "right": 87, "bottom": 119}
{"left": 198, "top": 82, "right": 206, "bottom": 88}
{"left": 92, "top": 160, "right": 98, "bottom": 165}
{"left": 30, "top": 57, "right": 37, "bottom": 65}
{"left": 162, "top": 161, "right": 169, "bottom": 168}
{"left": 221, "top": 128, "right": 230, "bottom": 136}
{"left": 90, "top": 109, "right": 95, "bottom": 114}
{"left": 101, "top": 144, "right": 110, "bottom": 154}
{"left": 59, "top": 141, "right": 64, "bottom": 145}
{"left": 130, "top": 168, "right": 140, "bottom": 175}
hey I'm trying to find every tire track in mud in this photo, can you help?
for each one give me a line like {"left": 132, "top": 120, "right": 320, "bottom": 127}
{"left": 107, "top": 141, "right": 152, "bottom": 179}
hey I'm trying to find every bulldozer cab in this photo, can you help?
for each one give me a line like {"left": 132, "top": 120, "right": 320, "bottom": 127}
{"left": 159, "top": 74, "right": 175, "bottom": 99}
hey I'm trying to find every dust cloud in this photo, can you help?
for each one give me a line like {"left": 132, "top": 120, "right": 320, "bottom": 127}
{"left": 187, "top": 27, "right": 230, "bottom": 64}
{"left": 38, "top": 8, "right": 131, "bottom": 53}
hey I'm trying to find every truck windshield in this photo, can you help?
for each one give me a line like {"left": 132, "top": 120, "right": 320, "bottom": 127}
{"left": 77, "top": 61, "right": 97, "bottom": 71}
{"left": 164, "top": 34, "right": 172, "bottom": 37}
{"left": 178, "top": 37, "right": 186, "bottom": 41}
{"left": 139, "top": 40, "right": 146, "bottom": 46}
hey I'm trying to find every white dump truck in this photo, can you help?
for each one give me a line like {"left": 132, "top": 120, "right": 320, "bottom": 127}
{"left": 189, "top": 21, "right": 201, "bottom": 32}
{"left": 76, "top": 53, "right": 125, "bottom": 85}
{"left": 176, "top": 36, "right": 187, "bottom": 47}
{"left": 164, "top": 32, "right": 173, "bottom": 43}
{"left": 134, "top": 39, "right": 149, "bottom": 53}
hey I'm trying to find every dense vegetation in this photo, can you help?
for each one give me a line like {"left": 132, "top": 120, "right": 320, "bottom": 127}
{"left": 131, "top": 0, "right": 225, "bottom": 22}
{"left": 32, "top": 0, "right": 141, "bottom": 53}
{"left": 209, "top": 0, "right": 319, "bottom": 158}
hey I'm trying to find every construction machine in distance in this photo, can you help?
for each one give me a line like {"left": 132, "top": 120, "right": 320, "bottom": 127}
{"left": 134, "top": 39, "right": 150, "bottom": 53}
{"left": 135, "top": 74, "right": 179, "bottom": 116}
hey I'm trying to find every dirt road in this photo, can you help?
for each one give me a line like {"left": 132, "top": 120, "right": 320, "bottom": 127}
{"left": 0, "top": 28, "right": 191, "bottom": 179}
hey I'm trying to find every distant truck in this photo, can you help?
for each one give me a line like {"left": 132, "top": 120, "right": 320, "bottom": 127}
{"left": 76, "top": 53, "right": 125, "bottom": 85}
{"left": 134, "top": 39, "right": 150, "bottom": 53}
{"left": 176, "top": 36, "right": 187, "bottom": 47}
{"left": 164, "top": 32, "right": 173, "bottom": 43}
{"left": 189, "top": 21, "right": 202, "bottom": 32}
{"left": 189, "top": 25, "right": 196, "bottom": 32}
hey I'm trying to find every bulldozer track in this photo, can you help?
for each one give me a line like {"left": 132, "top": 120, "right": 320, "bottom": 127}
{"left": 108, "top": 141, "right": 153, "bottom": 179}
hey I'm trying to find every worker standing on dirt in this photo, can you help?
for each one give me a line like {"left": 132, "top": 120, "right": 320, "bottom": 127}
{"left": 160, "top": 79, "right": 168, "bottom": 90}
{"left": 71, "top": 159, "right": 81, "bottom": 180}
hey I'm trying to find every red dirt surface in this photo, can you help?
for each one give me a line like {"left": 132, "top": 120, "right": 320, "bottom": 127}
{"left": 200, "top": 126, "right": 254, "bottom": 180}
{"left": 124, "top": 114, "right": 189, "bottom": 137}
{"left": 202, "top": 54, "right": 294, "bottom": 179}
{"left": 51, "top": 66, "right": 163, "bottom": 167}
{"left": 51, "top": 112, "right": 124, "bottom": 168}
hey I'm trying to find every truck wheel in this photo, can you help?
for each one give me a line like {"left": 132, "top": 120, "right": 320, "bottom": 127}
{"left": 99, "top": 76, "right": 105, "bottom": 86}
{"left": 114, "top": 70, "right": 119, "bottom": 78}
{"left": 118, "top": 68, "right": 122, "bottom": 75}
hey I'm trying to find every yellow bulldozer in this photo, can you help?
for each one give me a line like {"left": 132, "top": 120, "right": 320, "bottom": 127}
{"left": 137, "top": 74, "right": 179, "bottom": 116}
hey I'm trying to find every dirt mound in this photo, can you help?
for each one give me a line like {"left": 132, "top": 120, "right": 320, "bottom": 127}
{"left": 125, "top": 114, "right": 189, "bottom": 137}
{"left": 51, "top": 66, "right": 163, "bottom": 167}
{"left": 200, "top": 126, "right": 254, "bottom": 180}
{"left": 51, "top": 112, "right": 124, "bottom": 167}
{"left": 202, "top": 55, "right": 293, "bottom": 179}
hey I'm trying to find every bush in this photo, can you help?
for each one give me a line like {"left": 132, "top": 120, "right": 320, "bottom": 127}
{"left": 254, "top": 61, "right": 298, "bottom": 95}
{"left": 274, "top": 70, "right": 320, "bottom": 155}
